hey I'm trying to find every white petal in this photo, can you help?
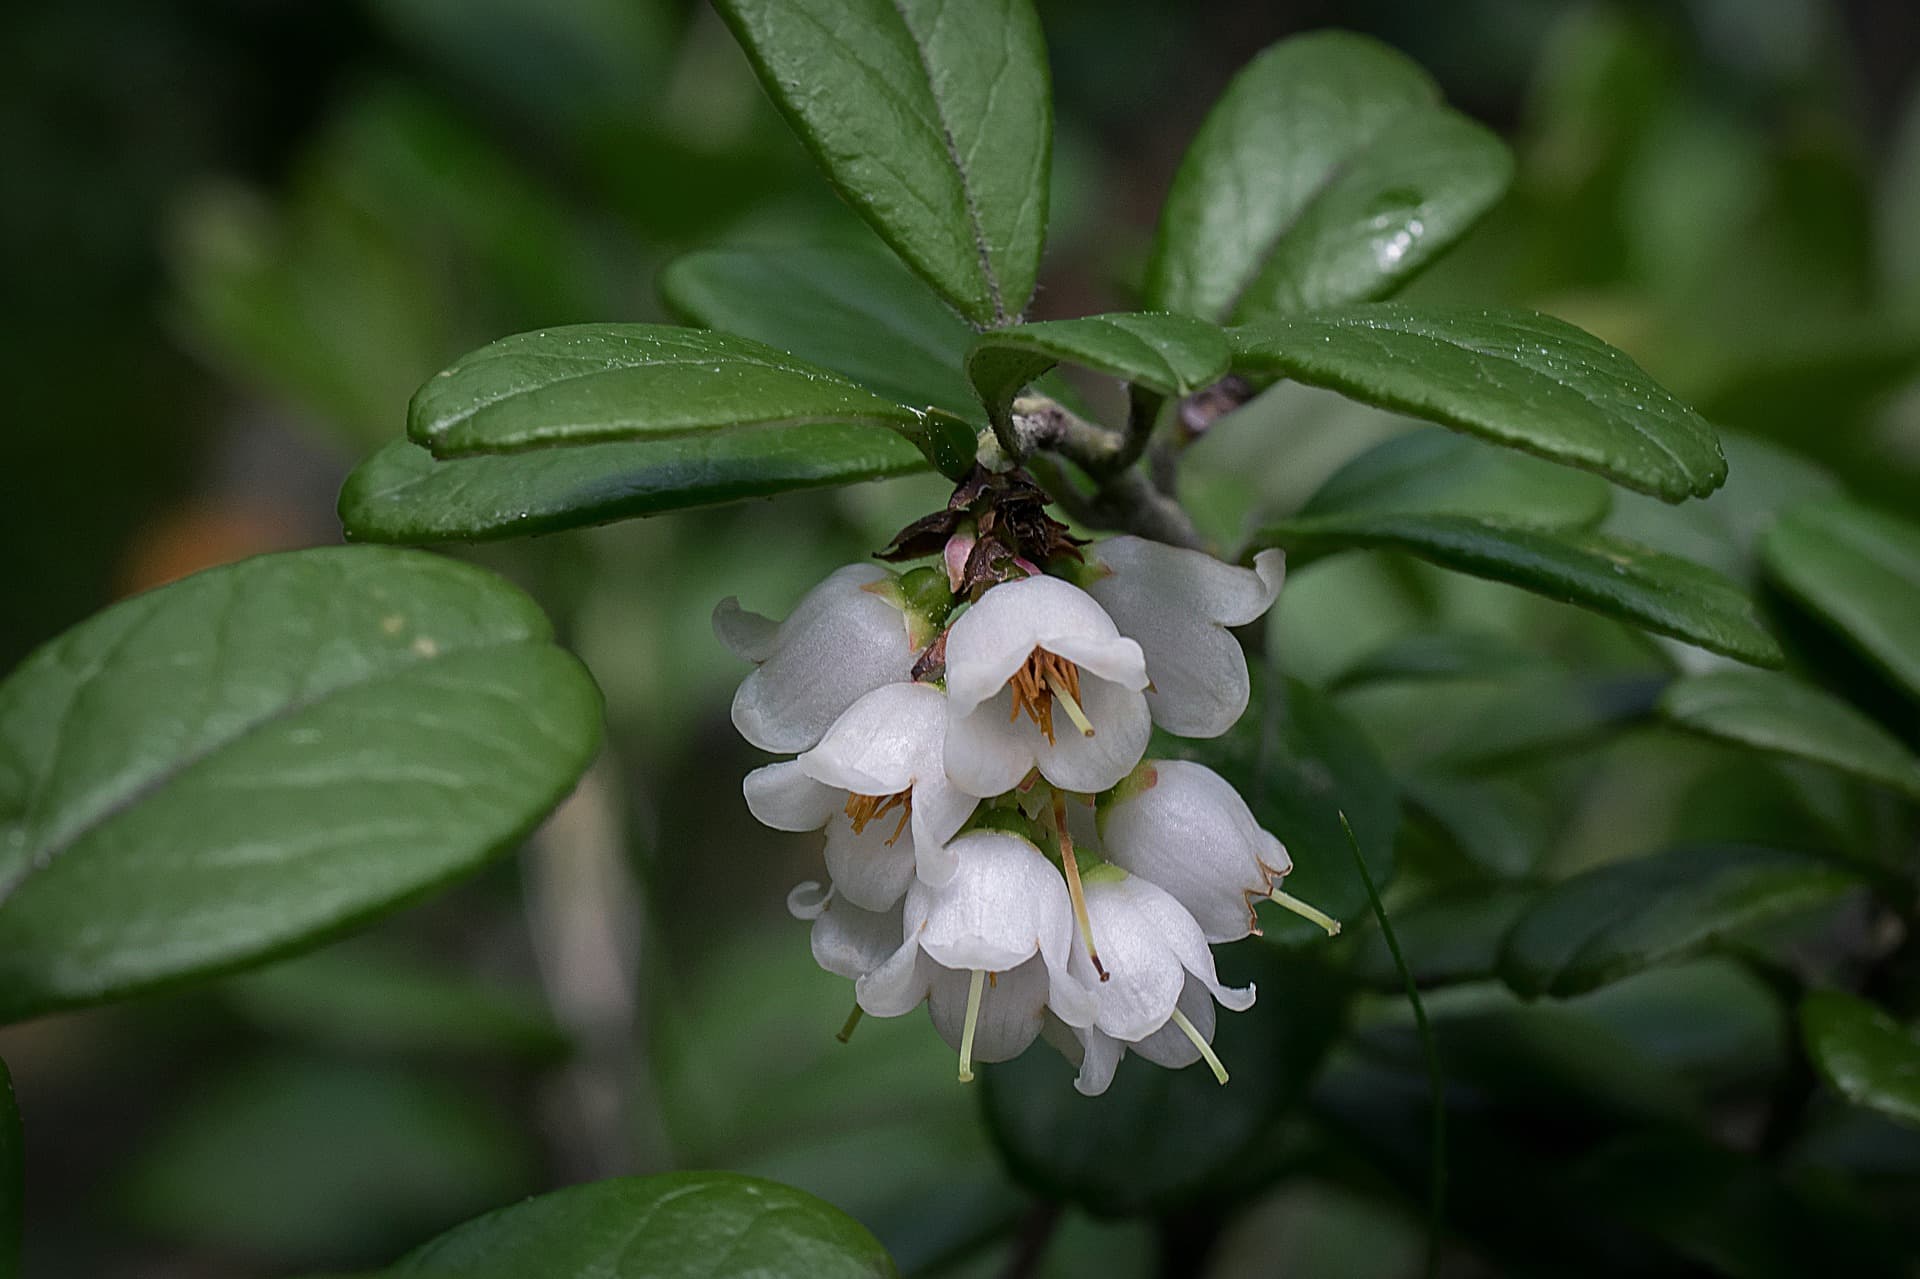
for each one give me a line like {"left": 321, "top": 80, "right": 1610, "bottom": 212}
{"left": 731, "top": 564, "right": 915, "bottom": 753}
{"left": 943, "top": 695, "right": 1041, "bottom": 797}
{"left": 1102, "top": 759, "right": 1289, "bottom": 943}
{"left": 943, "top": 575, "right": 1131, "bottom": 716}
{"left": 1073, "top": 875, "right": 1191, "bottom": 1042}
{"left": 1087, "top": 538, "right": 1285, "bottom": 739}
{"left": 712, "top": 597, "right": 779, "bottom": 662}
{"left": 927, "top": 957, "right": 1050, "bottom": 1062}
{"left": 823, "top": 810, "right": 917, "bottom": 912}
{"left": 912, "top": 832, "right": 1074, "bottom": 974}
{"left": 1031, "top": 676, "right": 1152, "bottom": 794}
{"left": 1044, "top": 632, "right": 1148, "bottom": 691}
{"left": 908, "top": 772, "right": 976, "bottom": 889}
{"left": 798, "top": 681, "right": 946, "bottom": 796}
{"left": 1131, "top": 977, "right": 1216, "bottom": 1067}
{"left": 810, "top": 897, "right": 904, "bottom": 980}
{"left": 787, "top": 880, "right": 833, "bottom": 920}
{"left": 1074, "top": 1028, "right": 1124, "bottom": 1096}
{"left": 855, "top": 935, "right": 932, "bottom": 1017}
{"left": 743, "top": 761, "right": 842, "bottom": 832}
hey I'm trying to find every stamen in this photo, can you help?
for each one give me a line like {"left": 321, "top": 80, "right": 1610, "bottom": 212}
{"left": 836, "top": 1003, "right": 864, "bottom": 1044}
{"left": 1170, "top": 1007, "right": 1228, "bottom": 1085}
{"left": 844, "top": 789, "right": 913, "bottom": 845}
{"left": 1044, "top": 671, "right": 1095, "bottom": 738}
{"left": 1006, "top": 649, "right": 1090, "bottom": 745}
{"left": 1052, "top": 790, "right": 1108, "bottom": 981}
{"left": 957, "top": 968, "right": 986, "bottom": 1083}
{"left": 1270, "top": 888, "right": 1342, "bottom": 937}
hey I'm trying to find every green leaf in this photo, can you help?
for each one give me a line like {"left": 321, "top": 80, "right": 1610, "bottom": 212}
{"left": 123, "top": 1057, "right": 536, "bottom": 1268}
{"left": 339, "top": 426, "right": 928, "bottom": 545}
{"left": 409, "top": 324, "right": 975, "bottom": 478}
{"left": 1230, "top": 305, "right": 1727, "bottom": 502}
{"left": 1659, "top": 669, "right": 1920, "bottom": 799}
{"left": 1763, "top": 498, "right": 1920, "bottom": 701}
{"left": 660, "top": 244, "right": 981, "bottom": 420}
{"left": 1254, "top": 514, "right": 1784, "bottom": 667}
{"left": 964, "top": 312, "right": 1229, "bottom": 439}
{"left": 387, "top": 1171, "right": 896, "bottom": 1277}
{"left": 978, "top": 946, "right": 1346, "bottom": 1216}
{"left": 1801, "top": 990, "right": 1920, "bottom": 1130}
{"left": 1499, "top": 846, "right": 1861, "bottom": 998}
{"left": 0, "top": 1057, "right": 17, "bottom": 1279}
{"left": 1144, "top": 32, "right": 1510, "bottom": 322}
{"left": 1296, "top": 430, "right": 1612, "bottom": 530}
{"left": 0, "top": 548, "right": 602, "bottom": 1022}
{"left": 713, "top": 0, "right": 1050, "bottom": 327}
{"left": 1157, "top": 669, "right": 1399, "bottom": 944}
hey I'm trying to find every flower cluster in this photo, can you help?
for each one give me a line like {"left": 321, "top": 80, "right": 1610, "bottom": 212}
{"left": 717, "top": 468, "right": 1329, "bottom": 1095}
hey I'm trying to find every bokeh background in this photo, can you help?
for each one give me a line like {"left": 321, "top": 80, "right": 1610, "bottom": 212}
{"left": 4, "top": 0, "right": 1919, "bottom": 1275}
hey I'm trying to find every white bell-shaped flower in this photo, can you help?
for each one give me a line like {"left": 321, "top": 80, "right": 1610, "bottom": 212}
{"left": 787, "top": 882, "right": 902, "bottom": 980}
{"left": 1063, "top": 868, "right": 1256, "bottom": 1097}
{"left": 942, "top": 575, "right": 1151, "bottom": 797}
{"left": 1101, "top": 759, "right": 1294, "bottom": 943}
{"left": 745, "top": 682, "right": 977, "bottom": 910}
{"left": 715, "top": 564, "right": 919, "bottom": 754}
{"left": 856, "top": 830, "right": 1098, "bottom": 1080}
{"left": 1084, "top": 537, "right": 1285, "bottom": 738}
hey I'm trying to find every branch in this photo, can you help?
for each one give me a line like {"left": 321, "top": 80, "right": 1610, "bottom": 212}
{"left": 1008, "top": 396, "right": 1208, "bottom": 550}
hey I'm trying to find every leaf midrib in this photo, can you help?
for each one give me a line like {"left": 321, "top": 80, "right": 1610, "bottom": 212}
{"left": 887, "top": 0, "right": 1006, "bottom": 325}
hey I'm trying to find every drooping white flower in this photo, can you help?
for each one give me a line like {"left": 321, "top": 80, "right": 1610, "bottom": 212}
{"left": 744, "top": 682, "right": 976, "bottom": 910}
{"left": 1084, "top": 537, "right": 1285, "bottom": 738}
{"left": 788, "top": 882, "right": 902, "bottom": 980}
{"left": 715, "top": 564, "right": 921, "bottom": 754}
{"left": 856, "top": 830, "right": 1097, "bottom": 1080}
{"left": 1062, "top": 868, "right": 1256, "bottom": 1096}
{"left": 942, "top": 575, "right": 1151, "bottom": 797}
{"left": 1100, "top": 759, "right": 1302, "bottom": 943}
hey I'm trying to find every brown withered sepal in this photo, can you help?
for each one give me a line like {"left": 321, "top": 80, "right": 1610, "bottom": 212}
{"left": 877, "top": 465, "right": 1084, "bottom": 595}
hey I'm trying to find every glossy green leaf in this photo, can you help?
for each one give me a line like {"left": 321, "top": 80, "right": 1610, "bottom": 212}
{"left": 1500, "top": 846, "right": 1861, "bottom": 998}
{"left": 409, "top": 324, "right": 975, "bottom": 478}
{"left": 1801, "top": 990, "right": 1920, "bottom": 1129}
{"left": 965, "top": 312, "right": 1229, "bottom": 438}
{"left": 1237, "top": 110, "right": 1510, "bottom": 319}
{"left": 339, "top": 426, "right": 928, "bottom": 545}
{"left": 1230, "top": 305, "right": 1727, "bottom": 502}
{"left": 1156, "top": 669, "right": 1399, "bottom": 944}
{"left": 0, "top": 1056, "right": 16, "bottom": 1279}
{"left": 1659, "top": 669, "right": 1920, "bottom": 799}
{"left": 1255, "top": 514, "right": 1784, "bottom": 667}
{"left": 1763, "top": 499, "right": 1920, "bottom": 701}
{"left": 387, "top": 1171, "right": 896, "bottom": 1277}
{"left": 713, "top": 0, "right": 1050, "bottom": 327}
{"left": 1297, "top": 430, "right": 1612, "bottom": 530}
{"left": 1146, "top": 32, "right": 1509, "bottom": 321}
{"left": 979, "top": 946, "right": 1346, "bottom": 1215}
{"left": 0, "top": 548, "right": 602, "bottom": 1022}
{"left": 659, "top": 244, "right": 981, "bottom": 420}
